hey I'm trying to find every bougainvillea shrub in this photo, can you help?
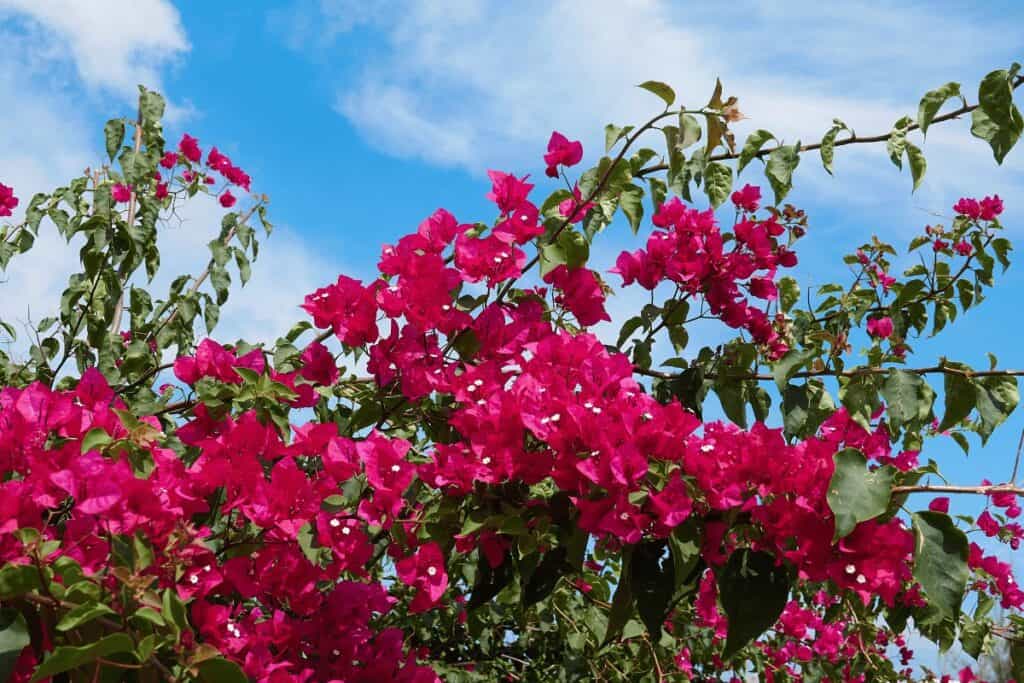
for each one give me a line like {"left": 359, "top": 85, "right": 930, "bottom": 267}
{"left": 0, "top": 67, "right": 1023, "bottom": 682}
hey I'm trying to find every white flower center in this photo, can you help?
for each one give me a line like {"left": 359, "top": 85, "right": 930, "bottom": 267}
{"left": 427, "top": 566, "right": 438, "bottom": 577}
{"left": 391, "top": 464, "right": 402, "bottom": 473}
{"left": 330, "top": 518, "right": 341, "bottom": 528}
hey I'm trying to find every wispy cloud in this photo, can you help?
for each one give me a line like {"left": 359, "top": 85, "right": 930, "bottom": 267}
{"left": 287, "top": 0, "right": 1022, "bottom": 227}
{"left": 0, "top": 2, "right": 342, "bottom": 352}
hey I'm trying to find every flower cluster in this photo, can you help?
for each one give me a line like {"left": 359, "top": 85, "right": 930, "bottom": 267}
{"left": 0, "top": 182, "right": 19, "bottom": 217}
{"left": 611, "top": 186, "right": 796, "bottom": 358}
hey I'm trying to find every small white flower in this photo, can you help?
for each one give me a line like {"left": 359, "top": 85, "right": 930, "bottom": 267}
{"left": 330, "top": 518, "right": 341, "bottom": 528}
{"left": 700, "top": 444, "right": 715, "bottom": 453}
{"left": 845, "top": 564, "right": 856, "bottom": 574}
{"left": 189, "top": 574, "right": 199, "bottom": 584}
{"left": 427, "top": 566, "right": 438, "bottom": 577}
{"left": 341, "top": 527, "right": 352, "bottom": 536}
{"left": 203, "top": 564, "right": 212, "bottom": 572}
{"left": 482, "top": 457, "right": 492, "bottom": 465}
{"left": 390, "top": 464, "right": 402, "bottom": 473}
{"left": 856, "top": 574, "right": 867, "bottom": 585}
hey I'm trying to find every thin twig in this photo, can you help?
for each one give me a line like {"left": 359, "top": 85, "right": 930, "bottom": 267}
{"left": 634, "top": 364, "right": 1024, "bottom": 382}
{"left": 891, "top": 483, "right": 1024, "bottom": 496}
{"left": 109, "top": 113, "right": 144, "bottom": 336}
{"left": 148, "top": 201, "right": 262, "bottom": 341}
{"left": 634, "top": 75, "right": 1024, "bottom": 177}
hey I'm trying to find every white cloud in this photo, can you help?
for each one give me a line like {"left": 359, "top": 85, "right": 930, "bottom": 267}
{"left": 0, "top": 2, "right": 341, "bottom": 357}
{"left": 0, "top": 0, "right": 188, "bottom": 101}
{"left": 309, "top": 0, "right": 1023, "bottom": 227}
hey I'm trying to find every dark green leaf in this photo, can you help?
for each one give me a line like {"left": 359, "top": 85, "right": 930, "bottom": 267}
{"left": 765, "top": 143, "right": 800, "bottom": 204}
{"left": 57, "top": 602, "right": 117, "bottom": 632}
{"left": 467, "top": 551, "right": 514, "bottom": 610}
{"left": 0, "top": 608, "right": 30, "bottom": 682}
{"left": 522, "top": 547, "right": 567, "bottom": 607}
{"left": 905, "top": 142, "right": 927, "bottom": 192}
{"left": 104, "top": 119, "right": 125, "bottom": 162}
{"left": 939, "top": 371, "right": 975, "bottom": 431}
{"left": 737, "top": 130, "right": 775, "bottom": 174}
{"left": 717, "top": 549, "right": 790, "bottom": 659}
{"left": 31, "top": 633, "right": 134, "bottom": 681}
{"left": 912, "top": 511, "right": 969, "bottom": 622}
{"left": 771, "top": 348, "right": 816, "bottom": 390}
{"left": 603, "top": 548, "right": 634, "bottom": 645}
{"left": 975, "top": 375, "right": 1019, "bottom": 443}
{"left": 881, "top": 369, "right": 935, "bottom": 429}
{"left": 827, "top": 448, "right": 894, "bottom": 539}
{"left": 198, "top": 657, "right": 248, "bottom": 682}
{"left": 619, "top": 184, "right": 644, "bottom": 234}
{"left": 918, "top": 82, "right": 962, "bottom": 136}
{"left": 630, "top": 540, "right": 674, "bottom": 637}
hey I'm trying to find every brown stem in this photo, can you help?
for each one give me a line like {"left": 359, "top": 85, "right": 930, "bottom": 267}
{"left": 891, "top": 483, "right": 1024, "bottom": 496}
{"left": 635, "top": 75, "right": 1024, "bottom": 177}
{"left": 634, "top": 364, "right": 1024, "bottom": 382}
{"left": 109, "top": 113, "right": 144, "bottom": 336}
{"left": 495, "top": 108, "right": 684, "bottom": 303}
{"left": 148, "top": 201, "right": 262, "bottom": 342}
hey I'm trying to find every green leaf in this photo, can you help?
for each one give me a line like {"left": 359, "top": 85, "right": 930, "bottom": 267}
{"left": 619, "top": 184, "right": 644, "bottom": 234}
{"left": 104, "top": 119, "right": 125, "bottom": 162}
{"left": 771, "top": 348, "right": 816, "bottom": 390}
{"left": 80, "top": 427, "right": 112, "bottom": 453}
{"left": 679, "top": 114, "right": 702, "bottom": 151}
{"left": 0, "top": 564, "right": 40, "bottom": 599}
{"left": 939, "top": 371, "right": 976, "bottom": 431}
{"left": 971, "top": 104, "right": 1023, "bottom": 164}
{"left": 603, "top": 548, "right": 634, "bottom": 645}
{"left": 975, "top": 375, "right": 1019, "bottom": 443}
{"left": 522, "top": 547, "right": 568, "bottom": 607}
{"left": 881, "top": 369, "right": 935, "bottom": 429}
{"left": 57, "top": 602, "right": 117, "bottom": 631}
{"left": 540, "top": 229, "right": 589, "bottom": 276}
{"left": 912, "top": 511, "right": 969, "bottom": 622}
{"left": 138, "top": 88, "right": 166, "bottom": 127}
{"left": 0, "top": 608, "right": 30, "bottom": 682}
{"left": 31, "top": 633, "right": 134, "bottom": 681}
{"left": 737, "top": 130, "right": 776, "bottom": 174}
{"left": 703, "top": 162, "right": 733, "bottom": 208}
{"left": 630, "top": 540, "right": 674, "bottom": 637}
{"left": 765, "top": 143, "right": 800, "bottom": 204}
{"left": 605, "top": 124, "right": 631, "bottom": 152}
{"left": 777, "top": 276, "right": 799, "bottom": 313}
{"left": 467, "top": 551, "right": 514, "bottom": 610}
{"left": 717, "top": 549, "right": 790, "bottom": 659}
{"left": 637, "top": 81, "right": 675, "bottom": 107}
{"left": 918, "top": 82, "right": 962, "bottom": 136}
{"left": 198, "top": 657, "right": 248, "bottom": 682}
{"left": 827, "top": 448, "right": 894, "bottom": 539}
{"left": 905, "top": 142, "right": 927, "bottom": 192}
{"left": 815, "top": 119, "right": 847, "bottom": 176}
{"left": 839, "top": 375, "right": 880, "bottom": 431}
{"left": 778, "top": 382, "right": 835, "bottom": 440}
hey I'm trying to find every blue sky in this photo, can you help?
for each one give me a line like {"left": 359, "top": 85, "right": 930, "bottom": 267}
{"left": 1, "top": 0, "right": 1023, "bottom": 668}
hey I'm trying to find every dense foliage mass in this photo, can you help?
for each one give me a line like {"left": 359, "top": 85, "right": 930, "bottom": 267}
{"left": 1, "top": 65, "right": 1024, "bottom": 682}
